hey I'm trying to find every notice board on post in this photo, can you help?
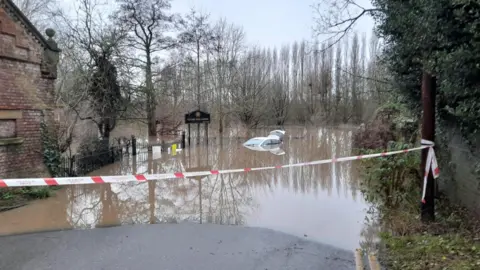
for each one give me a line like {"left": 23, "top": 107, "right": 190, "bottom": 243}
{"left": 184, "top": 110, "right": 211, "bottom": 146}
{"left": 184, "top": 110, "right": 211, "bottom": 124}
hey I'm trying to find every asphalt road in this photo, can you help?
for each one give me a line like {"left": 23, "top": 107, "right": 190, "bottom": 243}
{"left": 0, "top": 223, "right": 356, "bottom": 270}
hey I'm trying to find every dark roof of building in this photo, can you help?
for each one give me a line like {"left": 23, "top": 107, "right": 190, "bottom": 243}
{"left": 2, "top": 0, "right": 60, "bottom": 52}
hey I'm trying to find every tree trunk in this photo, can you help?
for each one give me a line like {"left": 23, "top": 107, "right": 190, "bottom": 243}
{"left": 218, "top": 60, "right": 224, "bottom": 134}
{"left": 197, "top": 40, "right": 201, "bottom": 109}
{"left": 145, "top": 50, "right": 156, "bottom": 137}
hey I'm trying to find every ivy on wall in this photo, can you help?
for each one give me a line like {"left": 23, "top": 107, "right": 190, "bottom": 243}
{"left": 40, "top": 121, "right": 61, "bottom": 177}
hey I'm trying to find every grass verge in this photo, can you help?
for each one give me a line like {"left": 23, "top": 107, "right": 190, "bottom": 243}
{"left": 358, "top": 142, "right": 480, "bottom": 270}
{"left": 379, "top": 197, "right": 480, "bottom": 270}
{"left": 0, "top": 187, "right": 57, "bottom": 212}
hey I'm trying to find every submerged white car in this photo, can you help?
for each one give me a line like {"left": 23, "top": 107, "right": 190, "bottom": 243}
{"left": 242, "top": 130, "right": 286, "bottom": 155}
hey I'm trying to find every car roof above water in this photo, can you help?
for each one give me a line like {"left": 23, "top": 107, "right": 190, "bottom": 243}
{"left": 244, "top": 137, "right": 267, "bottom": 144}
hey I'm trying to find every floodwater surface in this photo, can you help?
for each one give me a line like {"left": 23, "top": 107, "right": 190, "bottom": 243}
{"left": 0, "top": 128, "right": 370, "bottom": 251}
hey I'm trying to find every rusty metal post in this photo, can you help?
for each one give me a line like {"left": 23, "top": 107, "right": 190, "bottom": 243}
{"left": 188, "top": 124, "right": 191, "bottom": 146}
{"left": 69, "top": 155, "right": 75, "bottom": 176}
{"left": 197, "top": 123, "right": 200, "bottom": 145}
{"left": 205, "top": 122, "right": 208, "bottom": 145}
{"left": 181, "top": 131, "right": 186, "bottom": 149}
{"left": 421, "top": 72, "right": 436, "bottom": 222}
{"left": 110, "top": 147, "right": 115, "bottom": 163}
{"left": 131, "top": 135, "right": 137, "bottom": 156}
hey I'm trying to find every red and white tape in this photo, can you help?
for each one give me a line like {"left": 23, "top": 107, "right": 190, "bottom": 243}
{"left": 0, "top": 141, "right": 439, "bottom": 202}
{"left": 421, "top": 139, "right": 440, "bottom": 204}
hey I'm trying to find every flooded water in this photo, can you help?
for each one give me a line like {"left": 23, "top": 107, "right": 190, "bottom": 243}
{"left": 0, "top": 127, "right": 370, "bottom": 251}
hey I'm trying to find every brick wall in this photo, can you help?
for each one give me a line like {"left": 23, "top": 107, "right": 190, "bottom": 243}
{"left": 0, "top": 60, "right": 52, "bottom": 109}
{"left": 0, "top": 110, "right": 47, "bottom": 177}
{"left": 0, "top": 7, "right": 42, "bottom": 64}
{"left": 0, "top": 6, "right": 55, "bottom": 178}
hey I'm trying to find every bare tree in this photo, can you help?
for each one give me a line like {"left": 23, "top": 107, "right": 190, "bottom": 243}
{"left": 312, "top": 0, "right": 381, "bottom": 49}
{"left": 320, "top": 43, "right": 333, "bottom": 122}
{"left": 333, "top": 44, "right": 343, "bottom": 122}
{"left": 269, "top": 45, "right": 290, "bottom": 126}
{"left": 154, "top": 56, "right": 187, "bottom": 134}
{"left": 207, "top": 18, "right": 245, "bottom": 133}
{"left": 350, "top": 33, "right": 361, "bottom": 124}
{"left": 306, "top": 41, "right": 319, "bottom": 121}
{"left": 58, "top": 0, "right": 128, "bottom": 140}
{"left": 12, "top": 0, "right": 61, "bottom": 29}
{"left": 176, "top": 9, "right": 216, "bottom": 137}
{"left": 177, "top": 9, "right": 216, "bottom": 109}
{"left": 231, "top": 47, "right": 271, "bottom": 128}
{"left": 342, "top": 36, "right": 350, "bottom": 122}
{"left": 115, "top": 0, "right": 175, "bottom": 138}
{"left": 289, "top": 40, "right": 310, "bottom": 123}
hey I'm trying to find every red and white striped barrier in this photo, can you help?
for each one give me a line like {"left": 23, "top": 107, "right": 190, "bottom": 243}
{"left": 421, "top": 139, "right": 440, "bottom": 203}
{"left": 0, "top": 140, "right": 439, "bottom": 202}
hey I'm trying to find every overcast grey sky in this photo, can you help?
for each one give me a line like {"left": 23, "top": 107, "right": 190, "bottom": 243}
{"left": 58, "top": 0, "right": 375, "bottom": 52}
{"left": 170, "top": 0, "right": 375, "bottom": 48}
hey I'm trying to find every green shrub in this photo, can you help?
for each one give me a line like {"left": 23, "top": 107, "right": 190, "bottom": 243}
{"left": 40, "top": 121, "right": 62, "bottom": 177}
{"left": 359, "top": 142, "right": 421, "bottom": 210}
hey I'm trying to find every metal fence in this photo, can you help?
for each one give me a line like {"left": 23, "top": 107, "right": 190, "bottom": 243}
{"left": 58, "top": 136, "right": 149, "bottom": 177}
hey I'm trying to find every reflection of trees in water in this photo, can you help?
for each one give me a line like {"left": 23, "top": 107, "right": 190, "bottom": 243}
{"left": 359, "top": 206, "right": 382, "bottom": 254}
{"left": 250, "top": 128, "right": 359, "bottom": 198}
{"left": 66, "top": 186, "right": 103, "bottom": 228}
{"left": 201, "top": 142, "right": 257, "bottom": 225}
{"left": 202, "top": 173, "right": 255, "bottom": 225}
{"left": 66, "top": 151, "right": 184, "bottom": 227}
{"left": 65, "top": 128, "right": 361, "bottom": 228}
{"left": 66, "top": 154, "right": 154, "bottom": 228}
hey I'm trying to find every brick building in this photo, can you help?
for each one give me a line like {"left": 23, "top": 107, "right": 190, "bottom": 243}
{"left": 0, "top": 0, "right": 60, "bottom": 178}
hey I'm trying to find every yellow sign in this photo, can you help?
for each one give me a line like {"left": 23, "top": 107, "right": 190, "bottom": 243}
{"left": 171, "top": 144, "right": 177, "bottom": 156}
